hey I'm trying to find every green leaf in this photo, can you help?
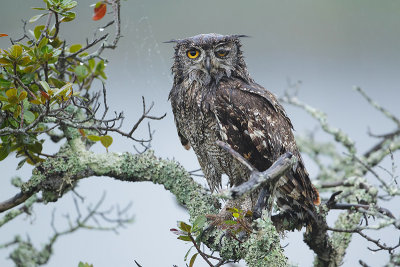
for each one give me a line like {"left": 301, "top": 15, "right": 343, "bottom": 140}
{"left": 232, "top": 212, "right": 239, "bottom": 218}
{"left": 39, "top": 81, "right": 51, "bottom": 92}
{"left": 178, "top": 221, "right": 192, "bottom": 233}
{"left": 74, "top": 65, "right": 88, "bottom": 79}
{"left": 189, "top": 253, "right": 198, "bottom": 267}
{"left": 38, "top": 37, "right": 48, "bottom": 49}
{"left": 100, "top": 135, "right": 113, "bottom": 148}
{"left": 192, "top": 215, "right": 206, "bottom": 231}
{"left": 21, "top": 73, "right": 35, "bottom": 84}
{"left": 29, "top": 13, "right": 46, "bottom": 23}
{"left": 69, "top": 44, "right": 82, "bottom": 53}
{"left": 88, "top": 59, "right": 95, "bottom": 70}
{"left": 61, "top": 0, "right": 77, "bottom": 10}
{"left": 41, "top": 44, "right": 53, "bottom": 54}
{"left": 184, "top": 246, "right": 193, "bottom": 261}
{"left": 78, "top": 262, "right": 93, "bottom": 267}
{"left": 10, "top": 45, "right": 23, "bottom": 58}
{"left": 0, "top": 144, "right": 10, "bottom": 161}
{"left": 18, "top": 56, "right": 31, "bottom": 66}
{"left": 19, "top": 91, "right": 28, "bottom": 101}
{"left": 6, "top": 88, "right": 17, "bottom": 98}
{"left": 24, "top": 110, "right": 35, "bottom": 124}
{"left": 17, "top": 158, "right": 27, "bottom": 170}
{"left": 0, "top": 78, "right": 11, "bottom": 88}
{"left": 34, "top": 25, "right": 45, "bottom": 39}
{"left": 87, "top": 135, "right": 101, "bottom": 142}
{"left": 49, "top": 77, "right": 66, "bottom": 88}
{"left": 177, "top": 235, "right": 192, "bottom": 242}
{"left": 60, "top": 12, "right": 76, "bottom": 22}
{"left": 224, "top": 220, "right": 238, "bottom": 225}
{"left": 0, "top": 57, "right": 12, "bottom": 65}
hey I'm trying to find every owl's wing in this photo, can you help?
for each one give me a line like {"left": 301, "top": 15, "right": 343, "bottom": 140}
{"left": 213, "top": 78, "right": 320, "bottom": 207}
{"left": 169, "top": 86, "right": 191, "bottom": 150}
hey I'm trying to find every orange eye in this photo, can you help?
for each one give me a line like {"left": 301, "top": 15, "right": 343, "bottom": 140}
{"left": 215, "top": 50, "right": 229, "bottom": 58}
{"left": 187, "top": 49, "right": 200, "bottom": 59}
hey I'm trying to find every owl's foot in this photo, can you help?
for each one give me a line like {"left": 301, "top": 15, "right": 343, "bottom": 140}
{"left": 252, "top": 187, "right": 270, "bottom": 219}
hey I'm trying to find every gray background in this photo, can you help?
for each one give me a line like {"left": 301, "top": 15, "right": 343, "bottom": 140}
{"left": 1, "top": 0, "right": 400, "bottom": 266}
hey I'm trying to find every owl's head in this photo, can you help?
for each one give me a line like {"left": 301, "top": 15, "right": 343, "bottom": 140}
{"left": 169, "top": 33, "right": 252, "bottom": 86}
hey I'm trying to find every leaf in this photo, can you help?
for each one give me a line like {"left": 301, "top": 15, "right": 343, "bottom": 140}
{"left": 39, "top": 81, "right": 51, "bottom": 92}
{"left": 40, "top": 91, "right": 50, "bottom": 100}
{"left": 0, "top": 57, "right": 11, "bottom": 65}
{"left": 18, "top": 56, "right": 31, "bottom": 66}
{"left": 0, "top": 78, "right": 11, "bottom": 88}
{"left": 87, "top": 135, "right": 100, "bottom": 142}
{"left": 100, "top": 135, "right": 113, "bottom": 148}
{"left": 28, "top": 141, "right": 43, "bottom": 154}
{"left": 192, "top": 215, "right": 206, "bottom": 231}
{"left": 19, "top": 91, "right": 28, "bottom": 101}
{"left": 61, "top": 0, "right": 77, "bottom": 10}
{"left": 69, "top": 44, "right": 82, "bottom": 53}
{"left": 189, "top": 253, "right": 198, "bottom": 267}
{"left": 29, "top": 13, "right": 46, "bottom": 23}
{"left": 6, "top": 88, "right": 17, "bottom": 98}
{"left": 24, "top": 110, "right": 36, "bottom": 124}
{"left": 0, "top": 33, "right": 8, "bottom": 37}
{"left": 224, "top": 220, "right": 238, "bottom": 225}
{"left": 0, "top": 144, "right": 10, "bottom": 161}
{"left": 178, "top": 221, "right": 192, "bottom": 233}
{"left": 53, "top": 82, "right": 72, "bottom": 97}
{"left": 74, "top": 65, "right": 88, "bottom": 79}
{"left": 17, "top": 158, "right": 27, "bottom": 170}
{"left": 30, "top": 99, "right": 42, "bottom": 105}
{"left": 170, "top": 228, "right": 185, "bottom": 236}
{"left": 92, "top": 2, "right": 107, "bottom": 21}
{"left": 78, "top": 129, "right": 86, "bottom": 137}
{"left": 184, "top": 246, "right": 193, "bottom": 261}
{"left": 10, "top": 45, "right": 23, "bottom": 58}
{"left": 60, "top": 11, "right": 76, "bottom": 22}
{"left": 38, "top": 37, "right": 48, "bottom": 49}
{"left": 88, "top": 58, "right": 95, "bottom": 70}
{"left": 78, "top": 262, "right": 93, "bottom": 267}
{"left": 177, "top": 235, "right": 192, "bottom": 242}
{"left": 34, "top": 25, "right": 45, "bottom": 39}
{"left": 232, "top": 212, "right": 239, "bottom": 218}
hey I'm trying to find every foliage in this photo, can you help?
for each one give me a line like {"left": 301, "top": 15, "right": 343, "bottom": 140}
{"left": 0, "top": 0, "right": 116, "bottom": 168}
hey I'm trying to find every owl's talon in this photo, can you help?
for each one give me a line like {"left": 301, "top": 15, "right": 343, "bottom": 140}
{"left": 252, "top": 187, "right": 270, "bottom": 219}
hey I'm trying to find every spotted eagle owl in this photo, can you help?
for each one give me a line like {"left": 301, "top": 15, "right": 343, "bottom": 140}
{"left": 168, "top": 33, "right": 320, "bottom": 222}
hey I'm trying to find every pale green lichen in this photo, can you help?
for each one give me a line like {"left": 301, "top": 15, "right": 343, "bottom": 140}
{"left": 9, "top": 239, "right": 51, "bottom": 267}
{"left": 244, "top": 214, "right": 287, "bottom": 267}
{"left": 0, "top": 195, "right": 37, "bottom": 227}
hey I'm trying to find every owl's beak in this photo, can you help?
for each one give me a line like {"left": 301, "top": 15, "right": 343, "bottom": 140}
{"left": 204, "top": 56, "right": 211, "bottom": 73}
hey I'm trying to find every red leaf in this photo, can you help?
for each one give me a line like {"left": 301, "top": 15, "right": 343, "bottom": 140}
{"left": 78, "top": 129, "right": 86, "bottom": 137}
{"left": 0, "top": 33, "right": 8, "bottom": 37}
{"left": 40, "top": 91, "right": 50, "bottom": 100}
{"left": 92, "top": 2, "right": 107, "bottom": 21}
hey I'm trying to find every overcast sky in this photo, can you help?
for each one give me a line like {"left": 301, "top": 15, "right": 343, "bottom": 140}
{"left": 1, "top": 1, "right": 400, "bottom": 266}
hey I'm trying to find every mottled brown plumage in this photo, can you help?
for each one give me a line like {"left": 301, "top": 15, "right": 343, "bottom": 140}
{"left": 168, "top": 33, "right": 319, "bottom": 222}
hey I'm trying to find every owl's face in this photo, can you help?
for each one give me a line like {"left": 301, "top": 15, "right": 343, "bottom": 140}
{"left": 172, "top": 34, "right": 248, "bottom": 86}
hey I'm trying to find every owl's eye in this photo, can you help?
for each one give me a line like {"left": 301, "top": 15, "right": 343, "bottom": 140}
{"left": 215, "top": 50, "right": 229, "bottom": 58}
{"left": 187, "top": 49, "right": 200, "bottom": 59}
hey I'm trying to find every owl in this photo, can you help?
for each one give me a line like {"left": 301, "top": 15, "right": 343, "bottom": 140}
{"left": 168, "top": 33, "right": 320, "bottom": 224}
